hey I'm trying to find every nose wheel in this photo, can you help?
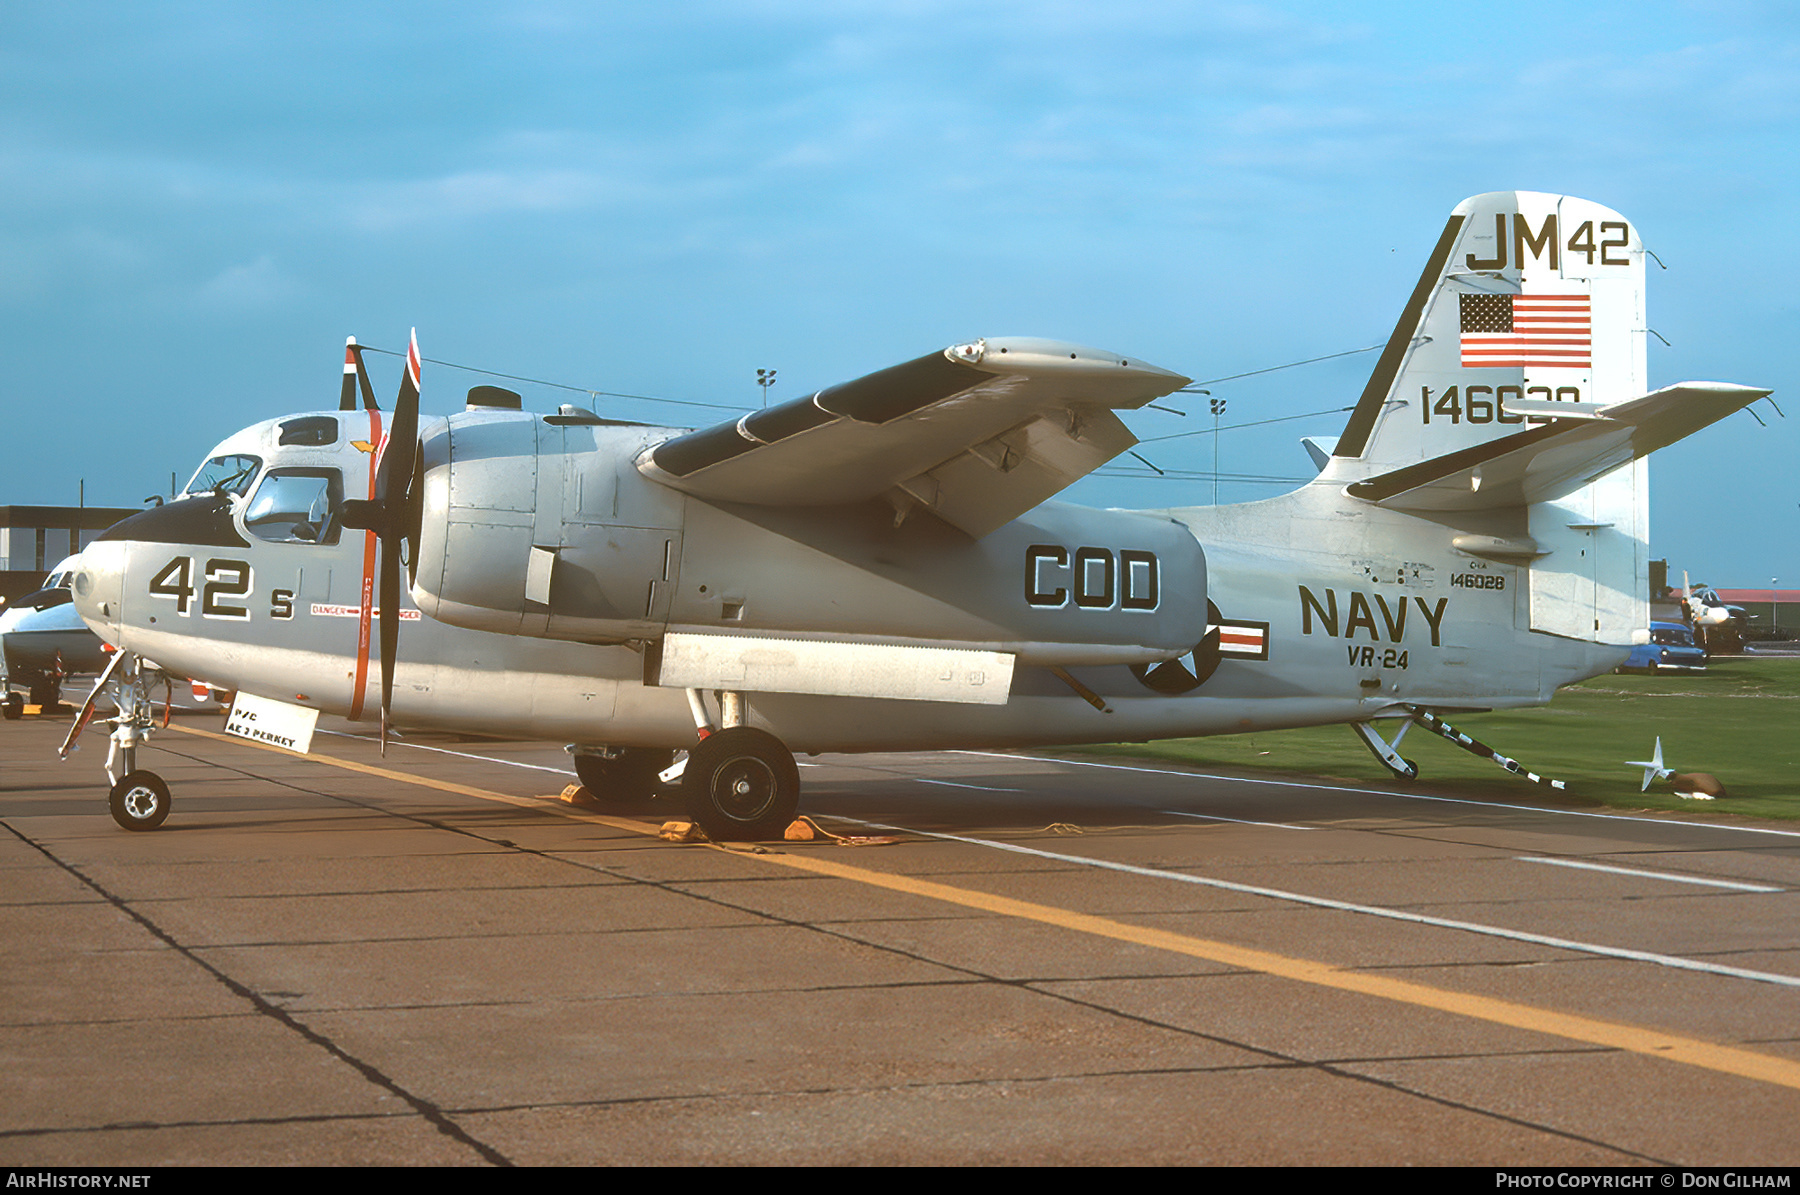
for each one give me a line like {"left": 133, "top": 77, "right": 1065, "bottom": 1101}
{"left": 109, "top": 770, "right": 171, "bottom": 831}
{"left": 683, "top": 726, "right": 799, "bottom": 841}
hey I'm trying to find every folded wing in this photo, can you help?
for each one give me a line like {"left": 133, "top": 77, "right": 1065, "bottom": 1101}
{"left": 637, "top": 338, "right": 1190, "bottom": 537}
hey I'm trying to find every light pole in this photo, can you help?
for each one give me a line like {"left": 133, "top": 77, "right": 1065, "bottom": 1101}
{"left": 1209, "top": 397, "right": 1226, "bottom": 505}
{"left": 757, "top": 368, "right": 777, "bottom": 408}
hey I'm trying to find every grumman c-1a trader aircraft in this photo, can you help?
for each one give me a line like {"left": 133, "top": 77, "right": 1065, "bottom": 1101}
{"left": 64, "top": 192, "right": 1770, "bottom": 838}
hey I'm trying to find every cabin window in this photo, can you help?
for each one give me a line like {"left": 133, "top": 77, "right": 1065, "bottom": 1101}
{"left": 187, "top": 454, "right": 262, "bottom": 497}
{"left": 244, "top": 468, "right": 344, "bottom": 545}
{"left": 278, "top": 416, "right": 339, "bottom": 447}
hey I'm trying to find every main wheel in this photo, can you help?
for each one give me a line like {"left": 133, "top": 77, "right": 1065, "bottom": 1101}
{"left": 683, "top": 727, "right": 799, "bottom": 842}
{"left": 109, "top": 770, "right": 171, "bottom": 831}
{"left": 2, "top": 692, "right": 21, "bottom": 720}
{"left": 573, "top": 748, "right": 675, "bottom": 805}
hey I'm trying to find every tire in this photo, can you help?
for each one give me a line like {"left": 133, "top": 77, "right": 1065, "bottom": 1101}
{"left": 682, "top": 727, "right": 799, "bottom": 842}
{"left": 2, "top": 692, "right": 21, "bottom": 720}
{"left": 109, "top": 770, "right": 171, "bottom": 831}
{"left": 573, "top": 748, "right": 675, "bottom": 805}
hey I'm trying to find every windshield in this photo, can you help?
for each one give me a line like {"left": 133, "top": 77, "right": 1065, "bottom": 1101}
{"left": 186, "top": 454, "right": 262, "bottom": 497}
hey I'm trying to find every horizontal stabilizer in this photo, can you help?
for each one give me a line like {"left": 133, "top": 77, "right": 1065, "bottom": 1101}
{"left": 1345, "top": 382, "right": 1769, "bottom": 512}
{"left": 638, "top": 338, "right": 1189, "bottom": 537}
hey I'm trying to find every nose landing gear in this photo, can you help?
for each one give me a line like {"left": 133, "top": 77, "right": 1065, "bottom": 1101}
{"left": 60, "top": 650, "right": 174, "bottom": 831}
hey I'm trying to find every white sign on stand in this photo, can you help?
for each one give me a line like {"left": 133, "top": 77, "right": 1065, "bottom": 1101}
{"left": 224, "top": 692, "right": 320, "bottom": 754}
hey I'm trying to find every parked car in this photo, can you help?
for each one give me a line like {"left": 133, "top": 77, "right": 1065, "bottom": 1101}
{"left": 1617, "top": 622, "right": 1708, "bottom": 674}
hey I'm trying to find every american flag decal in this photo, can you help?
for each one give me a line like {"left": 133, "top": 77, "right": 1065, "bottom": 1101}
{"left": 1459, "top": 292, "right": 1591, "bottom": 369}
{"left": 1214, "top": 619, "right": 1270, "bottom": 661}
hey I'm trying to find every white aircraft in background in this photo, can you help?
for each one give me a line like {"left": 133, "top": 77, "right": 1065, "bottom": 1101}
{"left": 1, "top": 557, "right": 107, "bottom": 718}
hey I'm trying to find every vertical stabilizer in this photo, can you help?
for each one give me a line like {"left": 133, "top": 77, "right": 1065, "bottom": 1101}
{"left": 1330, "top": 191, "right": 1645, "bottom": 470}
{"left": 1323, "top": 191, "right": 1649, "bottom": 645}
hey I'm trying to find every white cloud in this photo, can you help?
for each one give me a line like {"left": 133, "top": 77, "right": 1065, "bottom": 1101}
{"left": 196, "top": 254, "right": 296, "bottom": 309}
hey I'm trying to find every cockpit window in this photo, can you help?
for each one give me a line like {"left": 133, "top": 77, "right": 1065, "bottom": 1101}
{"left": 245, "top": 468, "right": 344, "bottom": 545}
{"left": 279, "top": 416, "right": 339, "bottom": 447}
{"left": 188, "top": 454, "right": 262, "bottom": 497}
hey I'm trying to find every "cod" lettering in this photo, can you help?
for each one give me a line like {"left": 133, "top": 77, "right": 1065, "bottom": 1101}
{"left": 1026, "top": 545, "right": 1159, "bottom": 612}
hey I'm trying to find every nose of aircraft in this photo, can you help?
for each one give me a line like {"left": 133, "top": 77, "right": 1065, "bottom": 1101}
{"left": 69, "top": 540, "right": 126, "bottom": 643}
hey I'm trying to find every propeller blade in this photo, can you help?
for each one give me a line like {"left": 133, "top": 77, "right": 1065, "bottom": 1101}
{"left": 376, "top": 329, "right": 422, "bottom": 754}
{"left": 339, "top": 338, "right": 359, "bottom": 411}
{"left": 352, "top": 341, "right": 380, "bottom": 411}
{"left": 379, "top": 521, "right": 400, "bottom": 752}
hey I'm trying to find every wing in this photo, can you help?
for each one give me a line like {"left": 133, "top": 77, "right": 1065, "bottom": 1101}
{"left": 1343, "top": 382, "right": 1770, "bottom": 512}
{"left": 637, "top": 338, "right": 1190, "bottom": 537}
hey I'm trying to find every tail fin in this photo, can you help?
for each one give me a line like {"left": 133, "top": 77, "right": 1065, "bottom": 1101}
{"left": 1328, "top": 190, "right": 1646, "bottom": 473}
{"left": 1319, "top": 192, "right": 1765, "bottom": 646}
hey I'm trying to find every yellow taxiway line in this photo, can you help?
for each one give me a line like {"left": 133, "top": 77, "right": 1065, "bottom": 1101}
{"left": 171, "top": 723, "right": 1800, "bottom": 1092}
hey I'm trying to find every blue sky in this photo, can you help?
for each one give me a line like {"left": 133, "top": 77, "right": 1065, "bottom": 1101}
{"left": 3, "top": 1, "right": 1795, "bottom": 586}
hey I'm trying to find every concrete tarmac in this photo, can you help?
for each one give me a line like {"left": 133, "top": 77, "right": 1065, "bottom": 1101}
{"left": 2, "top": 707, "right": 1797, "bottom": 1167}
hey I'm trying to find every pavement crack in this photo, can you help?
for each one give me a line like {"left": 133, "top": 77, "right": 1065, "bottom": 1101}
{"left": 0, "top": 818, "right": 516, "bottom": 1167}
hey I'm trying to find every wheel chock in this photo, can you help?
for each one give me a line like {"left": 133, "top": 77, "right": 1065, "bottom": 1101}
{"left": 559, "top": 783, "right": 597, "bottom": 807}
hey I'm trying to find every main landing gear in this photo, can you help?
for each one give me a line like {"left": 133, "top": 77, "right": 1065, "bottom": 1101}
{"left": 566, "top": 690, "right": 802, "bottom": 842}
{"left": 684, "top": 726, "right": 800, "bottom": 842}
{"left": 59, "top": 650, "right": 175, "bottom": 830}
{"left": 678, "top": 689, "right": 800, "bottom": 841}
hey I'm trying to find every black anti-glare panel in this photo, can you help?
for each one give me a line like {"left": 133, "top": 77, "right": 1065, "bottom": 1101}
{"left": 95, "top": 495, "right": 252, "bottom": 549}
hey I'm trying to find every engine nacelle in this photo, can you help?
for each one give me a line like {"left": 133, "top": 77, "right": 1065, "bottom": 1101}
{"left": 410, "top": 410, "right": 688, "bottom": 642}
